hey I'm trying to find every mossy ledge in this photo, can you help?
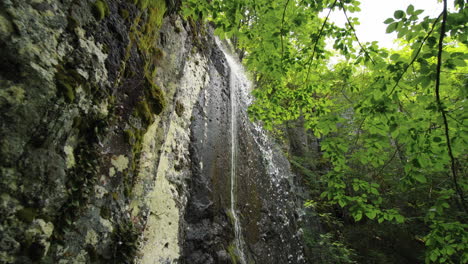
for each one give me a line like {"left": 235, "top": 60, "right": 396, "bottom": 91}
{"left": 117, "top": 0, "right": 167, "bottom": 198}
{"left": 92, "top": 0, "right": 110, "bottom": 21}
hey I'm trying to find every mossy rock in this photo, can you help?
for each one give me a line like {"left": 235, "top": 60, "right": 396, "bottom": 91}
{"left": 66, "top": 15, "right": 79, "bottom": 31}
{"left": 175, "top": 101, "right": 184, "bottom": 117}
{"left": 55, "top": 65, "right": 87, "bottom": 102}
{"left": 111, "top": 218, "right": 140, "bottom": 263}
{"left": 119, "top": 8, "right": 130, "bottom": 20}
{"left": 227, "top": 243, "right": 239, "bottom": 264}
{"left": 55, "top": 72, "right": 76, "bottom": 102}
{"left": 100, "top": 206, "right": 111, "bottom": 220}
{"left": 16, "top": 207, "right": 38, "bottom": 223}
{"left": 0, "top": 12, "right": 14, "bottom": 38}
{"left": 136, "top": 99, "right": 154, "bottom": 125}
{"left": 92, "top": 0, "right": 110, "bottom": 21}
{"left": 152, "top": 48, "right": 164, "bottom": 62}
{"left": 136, "top": 0, "right": 166, "bottom": 10}
{"left": 147, "top": 82, "right": 166, "bottom": 115}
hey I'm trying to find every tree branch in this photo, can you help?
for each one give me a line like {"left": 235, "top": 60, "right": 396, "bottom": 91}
{"left": 280, "top": 0, "right": 291, "bottom": 71}
{"left": 435, "top": 0, "right": 466, "bottom": 212}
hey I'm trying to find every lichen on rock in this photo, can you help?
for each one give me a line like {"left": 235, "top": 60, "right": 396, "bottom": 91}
{"left": 111, "top": 155, "right": 129, "bottom": 173}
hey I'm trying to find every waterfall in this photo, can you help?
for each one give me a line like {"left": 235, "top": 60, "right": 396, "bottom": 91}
{"left": 217, "top": 39, "right": 248, "bottom": 264}
{"left": 183, "top": 36, "right": 306, "bottom": 263}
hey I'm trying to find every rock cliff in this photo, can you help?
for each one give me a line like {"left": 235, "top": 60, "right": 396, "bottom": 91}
{"left": 0, "top": 1, "right": 307, "bottom": 263}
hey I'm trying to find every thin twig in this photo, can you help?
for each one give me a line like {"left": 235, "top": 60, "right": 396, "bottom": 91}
{"left": 374, "top": 148, "right": 399, "bottom": 179}
{"left": 446, "top": 112, "right": 467, "bottom": 127}
{"left": 280, "top": 0, "right": 291, "bottom": 71}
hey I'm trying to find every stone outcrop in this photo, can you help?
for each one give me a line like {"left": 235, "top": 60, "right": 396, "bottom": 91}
{"left": 0, "top": 1, "right": 309, "bottom": 263}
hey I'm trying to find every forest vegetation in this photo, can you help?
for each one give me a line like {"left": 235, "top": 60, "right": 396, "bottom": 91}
{"left": 182, "top": 0, "right": 467, "bottom": 263}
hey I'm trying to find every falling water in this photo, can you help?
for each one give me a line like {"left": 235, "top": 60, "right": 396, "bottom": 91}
{"left": 217, "top": 39, "right": 248, "bottom": 264}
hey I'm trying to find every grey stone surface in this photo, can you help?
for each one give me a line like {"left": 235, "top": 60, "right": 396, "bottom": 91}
{"left": 0, "top": 1, "right": 309, "bottom": 263}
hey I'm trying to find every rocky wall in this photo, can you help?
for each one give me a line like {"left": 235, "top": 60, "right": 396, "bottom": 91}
{"left": 0, "top": 0, "right": 210, "bottom": 262}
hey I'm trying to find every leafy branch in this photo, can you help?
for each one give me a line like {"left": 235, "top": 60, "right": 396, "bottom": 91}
{"left": 339, "top": 0, "right": 375, "bottom": 65}
{"left": 304, "top": 0, "right": 338, "bottom": 83}
{"left": 388, "top": 13, "right": 442, "bottom": 95}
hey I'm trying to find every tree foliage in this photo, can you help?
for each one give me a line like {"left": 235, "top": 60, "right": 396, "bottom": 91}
{"left": 182, "top": 0, "right": 467, "bottom": 263}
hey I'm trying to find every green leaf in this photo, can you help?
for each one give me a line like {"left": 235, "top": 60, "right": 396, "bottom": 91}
{"left": 338, "top": 199, "right": 346, "bottom": 208}
{"left": 386, "top": 22, "right": 398, "bottom": 33}
{"left": 412, "top": 158, "right": 421, "bottom": 168}
{"left": 352, "top": 183, "right": 359, "bottom": 191}
{"left": 433, "top": 137, "right": 442, "bottom": 142}
{"left": 397, "top": 28, "right": 408, "bottom": 38}
{"left": 390, "top": 53, "right": 401, "bottom": 61}
{"left": 370, "top": 188, "right": 379, "bottom": 195}
{"left": 395, "top": 214, "right": 404, "bottom": 223}
{"left": 354, "top": 212, "right": 363, "bottom": 221}
{"left": 414, "top": 9, "right": 424, "bottom": 16}
{"left": 453, "top": 59, "right": 467, "bottom": 67}
{"left": 365, "top": 210, "right": 377, "bottom": 219}
{"left": 394, "top": 10, "right": 405, "bottom": 19}
{"left": 384, "top": 18, "right": 394, "bottom": 24}
{"left": 406, "top": 4, "right": 414, "bottom": 14}
{"left": 414, "top": 174, "right": 427, "bottom": 183}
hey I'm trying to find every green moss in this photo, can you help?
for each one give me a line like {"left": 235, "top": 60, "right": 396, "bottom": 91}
{"left": 113, "top": 0, "right": 167, "bottom": 200}
{"left": 147, "top": 82, "right": 166, "bottom": 115}
{"left": 226, "top": 210, "right": 235, "bottom": 226}
{"left": 123, "top": 66, "right": 136, "bottom": 78}
{"left": 123, "top": 124, "right": 146, "bottom": 198}
{"left": 111, "top": 218, "right": 140, "bottom": 263}
{"left": 136, "top": 0, "right": 164, "bottom": 10}
{"left": 55, "top": 65, "right": 87, "bottom": 102}
{"left": 0, "top": 12, "right": 13, "bottom": 37}
{"left": 55, "top": 72, "right": 76, "bottom": 102}
{"left": 0, "top": 85, "right": 25, "bottom": 105}
{"left": 16, "top": 208, "right": 38, "bottom": 223}
{"left": 100, "top": 206, "right": 111, "bottom": 220}
{"left": 101, "top": 43, "right": 110, "bottom": 54}
{"left": 227, "top": 244, "right": 239, "bottom": 264}
{"left": 153, "top": 47, "right": 164, "bottom": 61}
{"left": 175, "top": 101, "right": 184, "bottom": 117}
{"left": 119, "top": 8, "right": 130, "bottom": 19}
{"left": 136, "top": 100, "right": 154, "bottom": 125}
{"left": 66, "top": 15, "right": 79, "bottom": 31}
{"left": 130, "top": 129, "right": 144, "bottom": 171}
{"left": 92, "top": 0, "right": 110, "bottom": 21}
{"left": 124, "top": 129, "right": 136, "bottom": 144}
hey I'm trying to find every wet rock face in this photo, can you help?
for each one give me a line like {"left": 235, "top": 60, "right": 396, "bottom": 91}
{"left": 182, "top": 42, "right": 233, "bottom": 264}
{"left": 236, "top": 123, "right": 307, "bottom": 264}
{"left": 182, "top": 43, "right": 307, "bottom": 263}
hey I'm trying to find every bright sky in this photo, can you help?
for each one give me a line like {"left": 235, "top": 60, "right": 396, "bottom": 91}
{"left": 324, "top": 0, "right": 455, "bottom": 50}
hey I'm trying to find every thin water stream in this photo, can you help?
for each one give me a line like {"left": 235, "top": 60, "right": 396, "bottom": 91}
{"left": 218, "top": 39, "right": 248, "bottom": 264}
